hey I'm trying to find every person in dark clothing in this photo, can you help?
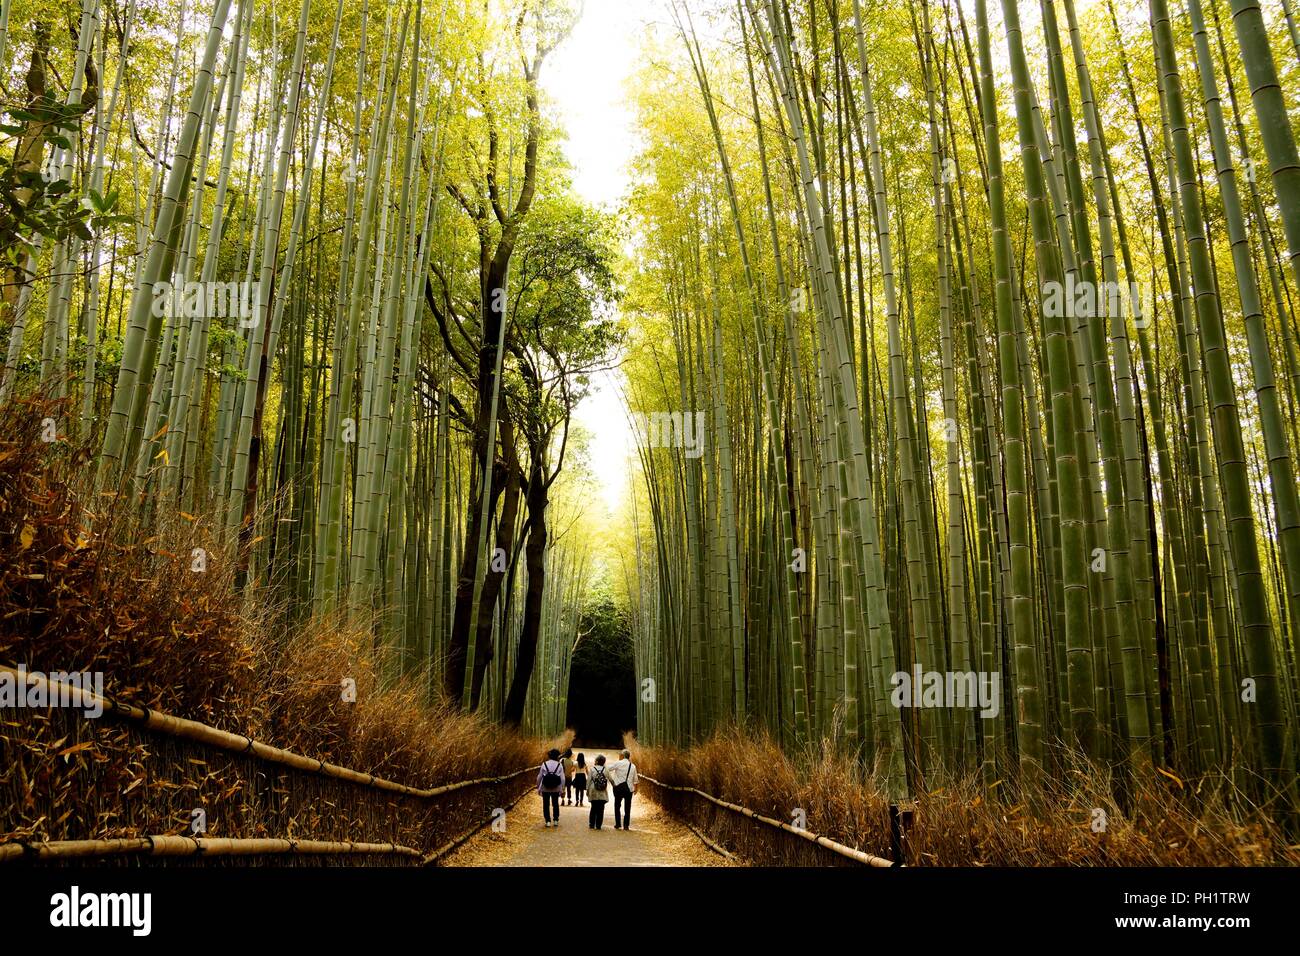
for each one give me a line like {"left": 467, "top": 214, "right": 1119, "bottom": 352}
{"left": 572, "top": 753, "right": 588, "bottom": 807}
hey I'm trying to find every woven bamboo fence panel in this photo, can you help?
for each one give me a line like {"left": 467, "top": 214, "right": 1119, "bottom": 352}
{"left": 641, "top": 775, "right": 896, "bottom": 867}
{"left": 1, "top": 672, "right": 532, "bottom": 867}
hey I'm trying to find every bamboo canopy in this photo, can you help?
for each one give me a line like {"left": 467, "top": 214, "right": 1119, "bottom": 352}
{"left": 618, "top": 0, "right": 1300, "bottom": 824}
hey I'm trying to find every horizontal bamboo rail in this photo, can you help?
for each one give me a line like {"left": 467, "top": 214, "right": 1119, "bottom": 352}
{"left": 640, "top": 774, "right": 897, "bottom": 867}
{"left": 2, "top": 793, "right": 546, "bottom": 867}
{"left": 685, "top": 822, "right": 735, "bottom": 861}
{"left": 425, "top": 785, "right": 534, "bottom": 865}
{"left": 0, "top": 665, "right": 531, "bottom": 798}
{"left": 0, "top": 836, "right": 424, "bottom": 863}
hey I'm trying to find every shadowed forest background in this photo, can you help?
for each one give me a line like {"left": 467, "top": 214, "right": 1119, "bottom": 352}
{"left": 565, "top": 593, "right": 636, "bottom": 747}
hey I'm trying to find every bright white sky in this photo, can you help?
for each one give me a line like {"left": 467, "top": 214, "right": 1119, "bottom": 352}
{"left": 541, "top": 1, "right": 670, "bottom": 517}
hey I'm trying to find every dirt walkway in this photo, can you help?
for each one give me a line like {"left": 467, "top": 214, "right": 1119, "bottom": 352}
{"left": 444, "top": 750, "right": 735, "bottom": 868}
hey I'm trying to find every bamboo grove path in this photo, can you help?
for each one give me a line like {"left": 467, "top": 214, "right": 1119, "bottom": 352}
{"left": 444, "top": 751, "right": 733, "bottom": 867}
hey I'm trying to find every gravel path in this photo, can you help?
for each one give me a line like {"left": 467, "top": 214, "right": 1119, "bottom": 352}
{"left": 443, "top": 750, "right": 735, "bottom": 868}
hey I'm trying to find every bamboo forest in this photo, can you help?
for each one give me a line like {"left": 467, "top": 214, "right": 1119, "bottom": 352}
{"left": 3, "top": 0, "right": 1300, "bottom": 893}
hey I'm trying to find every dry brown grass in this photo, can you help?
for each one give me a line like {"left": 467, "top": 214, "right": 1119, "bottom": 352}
{"left": 0, "top": 397, "right": 557, "bottom": 852}
{"left": 630, "top": 727, "right": 1300, "bottom": 867}
{"left": 0, "top": 396, "right": 257, "bottom": 729}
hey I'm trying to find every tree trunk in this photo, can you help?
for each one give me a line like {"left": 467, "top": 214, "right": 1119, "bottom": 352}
{"left": 468, "top": 419, "right": 523, "bottom": 710}
{"left": 503, "top": 456, "right": 547, "bottom": 726}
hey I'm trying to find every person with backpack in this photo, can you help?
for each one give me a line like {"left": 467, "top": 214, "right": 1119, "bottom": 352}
{"left": 586, "top": 754, "right": 609, "bottom": 829}
{"left": 606, "top": 749, "right": 639, "bottom": 830}
{"left": 572, "top": 753, "right": 587, "bottom": 807}
{"left": 561, "top": 748, "right": 576, "bottom": 805}
{"left": 537, "top": 748, "right": 566, "bottom": 828}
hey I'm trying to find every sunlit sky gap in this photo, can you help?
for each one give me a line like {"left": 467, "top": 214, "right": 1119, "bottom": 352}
{"left": 541, "top": 1, "right": 659, "bottom": 517}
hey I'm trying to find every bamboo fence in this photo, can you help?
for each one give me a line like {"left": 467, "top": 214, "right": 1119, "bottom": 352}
{"left": 0, "top": 836, "right": 424, "bottom": 863}
{"left": 1, "top": 666, "right": 534, "bottom": 865}
{"left": 423, "top": 785, "right": 534, "bottom": 864}
{"left": 640, "top": 773, "right": 897, "bottom": 867}
{"left": 0, "top": 666, "right": 531, "bottom": 799}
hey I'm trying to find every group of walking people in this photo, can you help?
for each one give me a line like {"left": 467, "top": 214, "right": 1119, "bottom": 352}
{"left": 536, "top": 748, "right": 638, "bottom": 831}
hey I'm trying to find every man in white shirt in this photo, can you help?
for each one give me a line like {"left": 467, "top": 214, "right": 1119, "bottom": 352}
{"left": 607, "top": 749, "right": 638, "bottom": 830}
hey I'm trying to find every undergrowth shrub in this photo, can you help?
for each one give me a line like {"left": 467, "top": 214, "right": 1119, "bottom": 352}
{"left": 630, "top": 727, "right": 1299, "bottom": 866}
